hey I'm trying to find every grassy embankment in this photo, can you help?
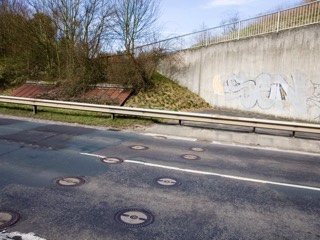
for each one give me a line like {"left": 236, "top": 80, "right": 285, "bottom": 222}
{"left": 0, "top": 73, "right": 209, "bottom": 127}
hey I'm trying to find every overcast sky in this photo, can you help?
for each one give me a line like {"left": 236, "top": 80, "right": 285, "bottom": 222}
{"left": 158, "top": 0, "right": 302, "bottom": 37}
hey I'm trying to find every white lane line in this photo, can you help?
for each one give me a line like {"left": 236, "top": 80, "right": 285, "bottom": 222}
{"left": 124, "top": 160, "right": 320, "bottom": 192}
{"left": 144, "top": 133, "right": 197, "bottom": 142}
{"left": 0, "top": 232, "right": 46, "bottom": 240}
{"left": 80, "top": 153, "right": 106, "bottom": 158}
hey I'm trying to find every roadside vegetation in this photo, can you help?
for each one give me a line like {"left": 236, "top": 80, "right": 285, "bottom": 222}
{"left": 0, "top": 0, "right": 165, "bottom": 99}
{"left": 0, "top": 103, "right": 157, "bottom": 128}
{"left": 0, "top": 72, "right": 209, "bottom": 127}
{"left": 125, "top": 72, "right": 209, "bottom": 111}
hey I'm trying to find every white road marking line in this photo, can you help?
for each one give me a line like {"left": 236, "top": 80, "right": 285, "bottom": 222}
{"left": 80, "top": 153, "right": 106, "bottom": 158}
{"left": 80, "top": 153, "right": 320, "bottom": 191}
{"left": 0, "top": 232, "right": 46, "bottom": 240}
{"left": 144, "top": 133, "right": 197, "bottom": 142}
{"left": 124, "top": 160, "right": 320, "bottom": 192}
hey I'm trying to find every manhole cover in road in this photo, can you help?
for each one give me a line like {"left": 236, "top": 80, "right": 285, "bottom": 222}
{"left": 101, "top": 157, "right": 123, "bottom": 164}
{"left": 190, "top": 147, "right": 205, "bottom": 152}
{"left": 154, "top": 177, "right": 181, "bottom": 187}
{"left": 130, "top": 145, "right": 149, "bottom": 150}
{"left": 181, "top": 154, "right": 200, "bottom": 160}
{"left": 114, "top": 208, "right": 154, "bottom": 228}
{"left": 0, "top": 210, "right": 20, "bottom": 230}
{"left": 55, "top": 176, "right": 86, "bottom": 187}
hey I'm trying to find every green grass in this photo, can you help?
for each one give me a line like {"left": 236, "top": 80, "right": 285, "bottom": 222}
{"left": 125, "top": 72, "right": 209, "bottom": 111}
{"left": 0, "top": 103, "right": 156, "bottom": 128}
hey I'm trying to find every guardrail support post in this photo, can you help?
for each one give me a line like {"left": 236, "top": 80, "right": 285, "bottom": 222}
{"left": 179, "top": 120, "right": 182, "bottom": 126}
{"left": 111, "top": 113, "right": 115, "bottom": 120}
{"left": 33, "top": 106, "right": 37, "bottom": 114}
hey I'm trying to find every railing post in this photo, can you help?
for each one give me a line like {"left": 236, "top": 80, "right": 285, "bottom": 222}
{"left": 33, "top": 105, "right": 37, "bottom": 114}
{"left": 205, "top": 30, "right": 208, "bottom": 47}
{"left": 237, "top": 20, "right": 241, "bottom": 40}
{"left": 276, "top": 11, "right": 281, "bottom": 32}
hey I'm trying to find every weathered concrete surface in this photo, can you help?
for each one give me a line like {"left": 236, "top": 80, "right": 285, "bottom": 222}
{"left": 159, "top": 24, "right": 320, "bottom": 122}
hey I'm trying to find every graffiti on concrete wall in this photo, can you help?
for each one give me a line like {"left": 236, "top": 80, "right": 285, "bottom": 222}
{"left": 307, "top": 82, "right": 320, "bottom": 120}
{"left": 224, "top": 73, "right": 290, "bottom": 109}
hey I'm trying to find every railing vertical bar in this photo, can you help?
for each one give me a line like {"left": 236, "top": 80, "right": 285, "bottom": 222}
{"left": 277, "top": 11, "right": 281, "bottom": 32}
{"left": 314, "top": 3, "right": 317, "bottom": 22}
{"left": 285, "top": 8, "right": 290, "bottom": 28}
{"left": 304, "top": 4, "right": 307, "bottom": 25}
{"left": 205, "top": 30, "right": 208, "bottom": 47}
{"left": 309, "top": 3, "right": 312, "bottom": 23}
{"left": 301, "top": 5, "right": 304, "bottom": 25}
{"left": 316, "top": 2, "right": 318, "bottom": 22}
{"left": 299, "top": 5, "right": 302, "bottom": 25}
{"left": 312, "top": 3, "right": 315, "bottom": 23}
{"left": 317, "top": 2, "right": 318, "bottom": 22}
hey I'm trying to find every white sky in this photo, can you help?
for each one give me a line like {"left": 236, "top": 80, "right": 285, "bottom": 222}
{"left": 158, "top": 0, "right": 302, "bottom": 37}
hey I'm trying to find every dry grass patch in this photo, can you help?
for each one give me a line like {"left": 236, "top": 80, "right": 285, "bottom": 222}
{"left": 125, "top": 72, "right": 209, "bottom": 111}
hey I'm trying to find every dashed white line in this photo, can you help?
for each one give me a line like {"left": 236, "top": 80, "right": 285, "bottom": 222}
{"left": 80, "top": 153, "right": 106, "bottom": 158}
{"left": 124, "top": 160, "right": 320, "bottom": 192}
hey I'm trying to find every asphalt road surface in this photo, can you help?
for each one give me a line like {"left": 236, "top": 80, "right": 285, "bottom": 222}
{"left": 0, "top": 116, "right": 319, "bottom": 240}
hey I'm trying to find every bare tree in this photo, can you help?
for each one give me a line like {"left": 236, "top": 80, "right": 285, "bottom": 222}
{"left": 220, "top": 11, "right": 240, "bottom": 35}
{"left": 28, "top": 0, "right": 113, "bottom": 68}
{"left": 24, "top": 0, "right": 114, "bottom": 96}
{"left": 193, "top": 23, "right": 211, "bottom": 47}
{"left": 112, "top": 0, "right": 160, "bottom": 54}
{"left": 80, "top": 0, "right": 114, "bottom": 59}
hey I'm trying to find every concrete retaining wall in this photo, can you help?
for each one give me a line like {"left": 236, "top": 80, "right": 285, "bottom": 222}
{"left": 159, "top": 24, "right": 320, "bottom": 122}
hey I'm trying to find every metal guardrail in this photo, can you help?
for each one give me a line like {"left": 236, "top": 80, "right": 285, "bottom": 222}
{"left": 136, "top": 1, "right": 320, "bottom": 52}
{"left": 1, "top": 95, "right": 320, "bottom": 136}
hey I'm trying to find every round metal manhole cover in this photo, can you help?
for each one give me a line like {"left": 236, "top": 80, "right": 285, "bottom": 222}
{"left": 0, "top": 210, "right": 20, "bottom": 230}
{"left": 181, "top": 154, "right": 200, "bottom": 160}
{"left": 55, "top": 176, "right": 86, "bottom": 187}
{"left": 190, "top": 147, "right": 205, "bottom": 152}
{"left": 114, "top": 208, "right": 154, "bottom": 228}
{"left": 130, "top": 145, "right": 149, "bottom": 150}
{"left": 154, "top": 177, "right": 181, "bottom": 187}
{"left": 101, "top": 157, "right": 123, "bottom": 164}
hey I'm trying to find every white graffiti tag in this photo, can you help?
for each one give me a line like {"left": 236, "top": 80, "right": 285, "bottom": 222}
{"left": 307, "top": 82, "right": 320, "bottom": 120}
{"left": 224, "top": 73, "right": 289, "bottom": 109}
